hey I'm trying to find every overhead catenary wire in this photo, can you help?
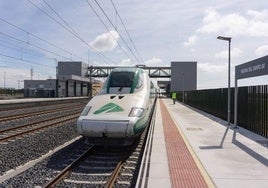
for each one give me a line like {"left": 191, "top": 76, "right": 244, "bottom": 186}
{"left": 0, "top": 32, "right": 72, "bottom": 61}
{"left": 27, "top": 0, "right": 117, "bottom": 65}
{"left": 0, "top": 42, "right": 42, "bottom": 60}
{"left": 86, "top": 0, "right": 135, "bottom": 64}
{"left": 0, "top": 0, "right": 145, "bottom": 75}
{"left": 0, "top": 58, "right": 56, "bottom": 79}
{"left": 0, "top": 37, "right": 66, "bottom": 61}
{"left": 0, "top": 52, "right": 55, "bottom": 69}
{"left": 0, "top": 17, "right": 85, "bottom": 61}
{"left": 110, "top": 0, "right": 144, "bottom": 63}
{"left": 27, "top": 0, "right": 86, "bottom": 45}
{"left": 93, "top": 0, "right": 142, "bottom": 64}
{"left": 41, "top": 0, "right": 89, "bottom": 48}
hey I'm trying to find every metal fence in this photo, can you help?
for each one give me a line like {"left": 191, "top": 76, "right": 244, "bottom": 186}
{"left": 175, "top": 85, "right": 268, "bottom": 138}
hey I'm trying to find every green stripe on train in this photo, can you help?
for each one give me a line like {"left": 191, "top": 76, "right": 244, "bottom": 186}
{"left": 93, "top": 103, "right": 124, "bottom": 114}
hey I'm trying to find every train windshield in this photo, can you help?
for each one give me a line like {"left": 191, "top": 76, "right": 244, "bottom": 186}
{"left": 98, "top": 68, "right": 144, "bottom": 95}
{"left": 110, "top": 72, "right": 134, "bottom": 87}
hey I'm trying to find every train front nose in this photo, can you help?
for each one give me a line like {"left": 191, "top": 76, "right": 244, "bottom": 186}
{"left": 80, "top": 120, "right": 130, "bottom": 138}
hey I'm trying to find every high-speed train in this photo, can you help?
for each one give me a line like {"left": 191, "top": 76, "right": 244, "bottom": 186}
{"left": 77, "top": 67, "right": 156, "bottom": 145}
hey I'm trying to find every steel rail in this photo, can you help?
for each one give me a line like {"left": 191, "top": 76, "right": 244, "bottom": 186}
{"left": 0, "top": 104, "right": 82, "bottom": 122}
{"left": 135, "top": 98, "right": 157, "bottom": 188}
{"left": 0, "top": 113, "right": 79, "bottom": 143}
{"left": 0, "top": 98, "right": 88, "bottom": 112}
{"left": 0, "top": 108, "right": 81, "bottom": 135}
{"left": 108, "top": 98, "right": 157, "bottom": 188}
{"left": 43, "top": 145, "right": 95, "bottom": 188}
{"left": 106, "top": 153, "right": 130, "bottom": 188}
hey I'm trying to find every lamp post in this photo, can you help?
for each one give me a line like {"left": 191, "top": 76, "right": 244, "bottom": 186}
{"left": 217, "top": 36, "right": 231, "bottom": 126}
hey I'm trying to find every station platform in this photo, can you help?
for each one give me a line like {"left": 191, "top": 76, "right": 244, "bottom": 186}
{"left": 148, "top": 98, "right": 268, "bottom": 188}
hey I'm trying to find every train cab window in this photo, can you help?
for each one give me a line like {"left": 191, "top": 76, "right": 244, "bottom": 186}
{"left": 110, "top": 72, "right": 134, "bottom": 87}
{"left": 98, "top": 69, "right": 144, "bottom": 95}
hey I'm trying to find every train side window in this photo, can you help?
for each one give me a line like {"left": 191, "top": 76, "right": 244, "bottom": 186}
{"left": 98, "top": 78, "right": 108, "bottom": 95}
{"left": 135, "top": 74, "right": 143, "bottom": 89}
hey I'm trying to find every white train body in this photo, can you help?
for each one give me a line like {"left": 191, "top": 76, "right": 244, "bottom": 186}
{"left": 77, "top": 67, "right": 155, "bottom": 145}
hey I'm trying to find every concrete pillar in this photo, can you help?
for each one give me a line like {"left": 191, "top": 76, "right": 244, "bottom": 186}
{"left": 65, "top": 80, "right": 68, "bottom": 97}
{"left": 74, "top": 82, "right": 76, "bottom": 96}
{"left": 80, "top": 82, "right": 83, "bottom": 96}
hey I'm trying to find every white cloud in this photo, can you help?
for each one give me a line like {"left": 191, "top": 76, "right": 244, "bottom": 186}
{"left": 255, "top": 45, "right": 268, "bottom": 56}
{"left": 215, "top": 50, "right": 228, "bottom": 59}
{"left": 90, "top": 30, "right": 119, "bottom": 52}
{"left": 183, "top": 36, "right": 198, "bottom": 46}
{"left": 198, "top": 63, "right": 226, "bottom": 73}
{"left": 119, "top": 59, "right": 132, "bottom": 66}
{"left": 144, "top": 57, "right": 162, "bottom": 66}
{"left": 231, "top": 48, "right": 243, "bottom": 58}
{"left": 247, "top": 21, "right": 268, "bottom": 37}
{"left": 215, "top": 48, "right": 242, "bottom": 59}
{"left": 203, "top": 7, "right": 220, "bottom": 23}
{"left": 198, "top": 8, "right": 268, "bottom": 37}
{"left": 247, "top": 10, "right": 268, "bottom": 20}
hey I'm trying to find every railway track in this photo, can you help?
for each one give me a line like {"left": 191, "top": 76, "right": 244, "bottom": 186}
{"left": 0, "top": 104, "right": 83, "bottom": 122}
{"left": 43, "top": 145, "right": 95, "bottom": 188}
{"left": 0, "top": 102, "right": 85, "bottom": 143}
{"left": 0, "top": 113, "right": 80, "bottom": 143}
{"left": 0, "top": 98, "right": 89, "bottom": 112}
{"left": 43, "top": 145, "right": 133, "bottom": 188}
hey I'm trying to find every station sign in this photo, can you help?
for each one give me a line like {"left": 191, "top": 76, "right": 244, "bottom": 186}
{"left": 234, "top": 55, "right": 268, "bottom": 128}
{"left": 235, "top": 55, "right": 268, "bottom": 79}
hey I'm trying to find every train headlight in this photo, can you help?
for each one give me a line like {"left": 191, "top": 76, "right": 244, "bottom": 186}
{"left": 81, "top": 106, "right": 92, "bottom": 116}
{"left": 128, "top": 107, "right": 144, "bottom": 117}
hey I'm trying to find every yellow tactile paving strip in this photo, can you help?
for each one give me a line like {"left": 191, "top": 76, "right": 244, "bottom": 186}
{"left": 160, "top": 99, "right": 214, "bottom": 188}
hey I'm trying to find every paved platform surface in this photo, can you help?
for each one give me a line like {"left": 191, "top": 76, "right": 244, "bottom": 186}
{"left": 148, "top": 98, "right": 268, "bottom": 188}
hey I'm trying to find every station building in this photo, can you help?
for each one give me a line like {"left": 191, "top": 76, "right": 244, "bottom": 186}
{"left": 24, "top": 79, "right": 57, "bottom": 98}
{"left": 24, "top": 61, "right": 101, "bottom": 98}
{"left": 170, "top": 61, "right": 197, "bottom": 92}
{"left": 57, "top": 61, "right": 90, "bottom": 97}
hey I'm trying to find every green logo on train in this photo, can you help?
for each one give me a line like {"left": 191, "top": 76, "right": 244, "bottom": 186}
{"left": 93, "top": 103, "right": 124, "bottom": 114}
